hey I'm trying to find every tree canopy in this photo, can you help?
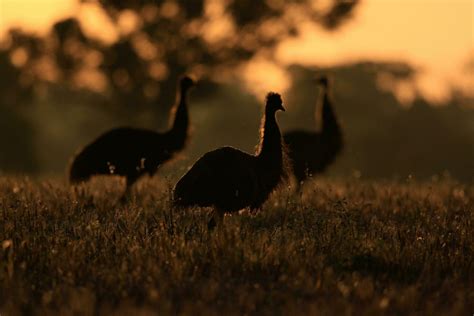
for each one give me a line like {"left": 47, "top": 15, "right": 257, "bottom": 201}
{"left": 0, "top": 0, "right": 360, "bottom": 108}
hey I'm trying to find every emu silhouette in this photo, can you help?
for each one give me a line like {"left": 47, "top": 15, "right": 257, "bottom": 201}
{"left": 69, "top": 76, "right": 195, "bottom": 199}
{"left": 173, "top": 92, "right": 286, "bottom": 229}
{"left": 283, "top": 76, "right": 343, "bottom": 185}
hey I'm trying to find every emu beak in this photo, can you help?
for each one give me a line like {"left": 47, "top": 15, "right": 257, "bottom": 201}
{"left": 313, "top": 75, "right": 327, "bottom": 83}
{"left": 280, "top": 104, "right": 286, "bottom": 112}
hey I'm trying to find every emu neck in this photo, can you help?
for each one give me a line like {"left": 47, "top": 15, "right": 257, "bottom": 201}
{"left": 320, "top": 85, "right": 340, "bottom": 137}
{"left": 257, "top": 109, "right": 282, "bottom": 165}
{"left": 167, "top": 86, "right": 189, "bottom": 151}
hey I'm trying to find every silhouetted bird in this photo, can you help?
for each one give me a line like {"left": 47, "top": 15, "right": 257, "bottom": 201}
{"left": 173, "top": 92, "right": 287, "bottom": 229}
{"left": 283, "top": 76, "right": 343, "bottom": 185}
{"left": 69, "top": 76, "right": 195, "bottom": 200}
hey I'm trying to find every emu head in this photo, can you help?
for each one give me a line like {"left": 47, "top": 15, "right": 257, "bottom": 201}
{"left": 180, "top": 76, "right": 195, "bottom": 91}
{"left": 265, "top": 92, "right": 285, "bottom": 113}
{"left": 316, "top": 75, "right": 329, "bottom": 88}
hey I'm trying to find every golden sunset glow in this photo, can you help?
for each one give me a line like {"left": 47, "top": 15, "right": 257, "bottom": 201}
{"left": 0, "top": 0, "right": 472, "bottom": 103}
{"left": 276, "top": 0, "right": 474, "bottom": 103}
{"left": 0, "top": 0, "right": 77, "bottom": 33}
{"left": 242, "top": 55, "right": 291, "bottom": 97}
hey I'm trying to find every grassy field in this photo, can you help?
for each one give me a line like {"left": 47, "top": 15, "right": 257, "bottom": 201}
{"left": 0, "top": 176, "right": 472, "bottom": 315}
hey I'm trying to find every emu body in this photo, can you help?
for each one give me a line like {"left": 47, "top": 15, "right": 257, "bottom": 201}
{"left": 283, "top": 76, "right": 343, "bottom": 184}
{"left": 173, "top": 92, "right": 286, "bottom": 228}
{"left": 69, "top": 76, "right": 195, "bottom": 197}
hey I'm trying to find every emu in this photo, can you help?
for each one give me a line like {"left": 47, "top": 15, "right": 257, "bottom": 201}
{"left": 283, "top": 76, "right": 343, "bottom": 185}
{"left": 69, "top": 76, "right": 195, "bottom": 200}
{"left": 173, "top": 92, "right": 287, "bottom": 229}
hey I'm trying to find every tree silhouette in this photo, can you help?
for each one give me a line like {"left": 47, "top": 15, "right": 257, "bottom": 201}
{"left": 0, "top": 0, "right": 359, "bottom": 174}
{"left": 0, "top": 0, "right": 360, "bottom": 111}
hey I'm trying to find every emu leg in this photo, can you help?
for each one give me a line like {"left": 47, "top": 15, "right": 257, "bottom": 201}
{"left": 207, "top": 209, "right": 224, "bottom": 230}
{"left": 119, "top": 176, "right": 138, "bottom": 204}
{"left": 71, "top": 182, "right": 95, "bottom": 207}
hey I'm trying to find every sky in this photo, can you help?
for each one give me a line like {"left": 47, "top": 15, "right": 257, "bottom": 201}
{"left": 0, "top": 0, "right": 473, "bottom": 104}
{"left": 275, "top": 0, "right": 474, "bottom": 103}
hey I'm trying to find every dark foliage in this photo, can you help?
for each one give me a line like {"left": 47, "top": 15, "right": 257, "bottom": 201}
{"left": 0, "top": 106, "right": 38, "bottom": 173}
{"left": 0, "top": 0, "right": 359, "bottom": 110}
{"left": 322, "top": 0, "right": 360, "bottom": 30}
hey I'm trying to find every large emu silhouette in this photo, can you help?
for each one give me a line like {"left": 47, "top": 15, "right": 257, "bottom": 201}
{"left": 283, "top": 76, "right": 343, "bottom": 185}
{"left": 173, "top": 92, "right": 287, "bottom": 229}
{"left": 69, "top": 76, "right": 195, "bottom": 199}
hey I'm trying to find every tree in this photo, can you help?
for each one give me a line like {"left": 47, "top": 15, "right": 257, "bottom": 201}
{"left": 0, "top": 0, "right": 360, "bottom": 110}
{"left": 0, "top": 0, "right": 361, "bottom": 174}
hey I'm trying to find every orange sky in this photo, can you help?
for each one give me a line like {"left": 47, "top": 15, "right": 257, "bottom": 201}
{"left": 0, "top": 0, "right": 77, "bottom": 32}
{"left": 1, "top": 0, "right": 473, "bottom": 103}
{"left": 275, "top": 0, "right": 474, "bottom": 103}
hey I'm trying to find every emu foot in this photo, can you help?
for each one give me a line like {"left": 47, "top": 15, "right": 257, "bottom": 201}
{"left": 207, "top": 210, "right": 224, "bottom": 231}
{"left": 118, "top": 194, "right": 131, "bottom": 205}
{"left": 83, "top": 195, "right": 96, "bottom": 208}
{"left": 71, "top": 186, "right": 95, "bottom": 208}
{"left": 118, "top": 189, "right": 134, "bottom": 205}
{"left": 207, "top": 217, "right": 217, "bottom": 231}
{"left": 249, "top": 208, "right": 260, "bottom": 216}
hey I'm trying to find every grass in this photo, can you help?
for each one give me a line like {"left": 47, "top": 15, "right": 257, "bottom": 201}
{"left": 0, "top": 176, "right": 472, "bottom": 315}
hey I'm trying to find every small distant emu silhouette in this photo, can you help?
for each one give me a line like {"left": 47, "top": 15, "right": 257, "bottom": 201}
{"left": 283, "top": 76, "right": 343, "bottom": 185}
{"left": 69, "top": 76, "right": 195, "bottom": 200}
{"left": 173, "top": 92, "right": 287, "bottom": 229}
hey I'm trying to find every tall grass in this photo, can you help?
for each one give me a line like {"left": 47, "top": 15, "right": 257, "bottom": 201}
{"left": 0, "top": 176, "right": 472, "bottom": 315}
